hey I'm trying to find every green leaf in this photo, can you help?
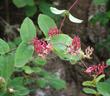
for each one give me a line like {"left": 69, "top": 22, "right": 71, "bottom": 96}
{"left": 50, "top": 7, "right": 66, "bottom": 15}
{"left": 106, "top": 59, "right": 110, "bottom": 66}
{"left": 95, "top": 74, "right": 105, "bottom": 83}
{"left": 50, "top": 34, "right": 72, "bottom": 59}
{"left": 20, "top": 17, "right": 36, "bottom": 42}
{"left": 37, "top": 78, "right": 47, "bottom": 88}
{"left": 8, "top": 41, "right": 16, "bottom": 49}
{"left": 0, "top": 54, "right": 14, "bottom": 82}
{"left": 47, "top": 76, "right": 66, "bottom": 90}
{"left": 0, "top": 39, "right": 10, "bottom": 55}
{"left": 51, "top": 34, "right": 72, "bottom": 50}
{"left": 8, "top": 77, "right": 29, "bottom": 96}
{"left": 26, "top": 0, "right": 35, "bottom": 6}
{"left": 9, "top": 77, "right": 24, "bottom": 86}
{"left": 93, "top": 0, "right": 108, "bottom": 5}
{"left": 14, "top": 37, "right": 22, "bottom": 46}
{"left": 12, "top": 0, "right": 26, "bottom": 8}
{"left": 23, "top": 66, "right": 34, "bottom": 74}
{"left": 38, "top": 14, "right": 57, "bottom": 37}
{"left": 33, "top": 56, "right": 47, "bottom": 66}
{"left": 15, "top": 42, "right": 34, "bottom": 67}
{"left": 83, "top": 88, "right": 97, "bottom": 94}
{"left": 12, "top": 0, "right": 35, "bottom": 8}
{"left": 82, "top": 81, "right": 95, "bottom": 87}
{"left": 39, "top": 1, "right": 61, "bottom": 24}
{"left": 39, "top": 1, "right": 53, "bottom": 16}
{"left": 90, "top": 12, "right": 109, "bottom": 26}
{"left": 32, "top": 67, "right": 42, "bottom": 73}
{"left": 24, "top": 5, "right": 37, "bottom": 17}
{"left": 97, "top": 82, "right": 110, "bottom": 96}
{"left": 69, "top": 13, "right": 83, "bottom": 23}
{"left": 14, "top": 86, "right": 29, "bottom": 96}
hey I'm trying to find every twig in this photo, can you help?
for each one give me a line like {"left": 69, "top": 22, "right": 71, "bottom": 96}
{"left": 59, "top": 0, "right": 80, "bottom": 32}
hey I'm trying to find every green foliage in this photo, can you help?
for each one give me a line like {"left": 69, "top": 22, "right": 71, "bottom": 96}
{"left": 83, "top": 88, "right": 97, "bottom": 95}
{"left": 82, "top": 74, "right": 106, "bottom": 96}
{"left": 33, "top": 57, "right": 47, "bottom": 66}
{"left": 12, "top": 0, "right": 35, "bottom": 8}
{"left": 50, "top": 34, "right": 72, "bottom": 59}
{"left": 38, "top": 14, "right": 57, "bottom": 37}
{"left": 37, "top": 78, "right": 47, "bottom": 88}
{"left": 12, "top": 0, "right": 26, "bottom": 8}
{"left": 93, "top": 0, "right": 108, "bottom": 5}
{"left": 95, "top": 74, "right": 105, "bottom": 83}
{"left": 22, "top": 66, "right": 34, "bottom": 74}
{"left": 2, "top": 1, "right": 110, "bottom": 95}
{"left": 8, "top": 77, "right": 29, "bottom": 96}
{"left": 15, "top": 42, "right": 34, "bottom": 67}
{"left": 82, "top": 81, "right": 96, "bottom": 87}
{"left": 97, "top": 81, "right": 110, "bottom": 96}
{"left": 39, "top": 1, "right": 54, "bottom": 17}
{"left": 47, "top": 76, "right": 66, "bottom": 90}
{"left": 106, "top": 59, "right": 110, "bottom": 66}
{"left": 37, "top": 70, "right": 66, "bottom": 90}
{"left": 90, "top": 12, "right": 109, "bottom": 26}
{"left": 0, "top": 39, "right": 10, "bottom": 55}
{"left": 24, "top": 5, "right": 37, "bottom": 17}
{"left": 0, "top": 54, "right": 14, "bottom": 82}
{"left": 20, "top": 17, "right": 36, "bottom": 42}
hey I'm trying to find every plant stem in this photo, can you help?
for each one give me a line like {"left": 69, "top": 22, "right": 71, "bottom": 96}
{"left": 59, "top": 0, "right": 80, "bottom": 32}
{"left": 68, "top": 0, "right": 79, "bottom": 11}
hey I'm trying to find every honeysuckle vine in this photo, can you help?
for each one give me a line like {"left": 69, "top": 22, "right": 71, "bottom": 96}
{"left": 0, "top": 0, "right": 110, "bottom": 96}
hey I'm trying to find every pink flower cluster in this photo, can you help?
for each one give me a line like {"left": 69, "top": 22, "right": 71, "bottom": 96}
{"left": 32, "top": 38, "right": 52, "bottom": 58}
{"left": 48, "top": 27, "right": 59, "bottom": 37}
{"left": 67, "top": 36, "right": 81, "bottom": 55}
{"left": 85, "top": 62, "right": 107, "bottom": 76}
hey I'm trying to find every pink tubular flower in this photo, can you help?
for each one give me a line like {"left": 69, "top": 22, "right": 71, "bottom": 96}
{"left": 32, "top": 37, "right": 52, "bottom": 58}
{"left": 67, "top": 36, "right": 81, "bottom": 55}
{"left": 72, "top": 36, "right": 81, "bottom": 50}
{"left": 48, "top": 27, "right": 59, "bottom": 37}
{"left": 85, "top": 62, "right": 107, "bottom": 76}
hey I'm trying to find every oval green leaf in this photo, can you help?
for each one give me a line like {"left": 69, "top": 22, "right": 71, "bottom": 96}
{"left": 83, "top": 88, "right": 97, "bottom": 94}
{"left": 0, "top": 39, "right": 10, "bottom": 55}
{"left": 15, "top": 42, "right": 34, "bottom": 67}
{"left": 97, "top": 82, "right": 110, "bottom": 96}
{"left": 20, "top": 17, "right": 36, "bottom": 42}
{"left": 38, "top": 14, "right": 57, "bottom": 37}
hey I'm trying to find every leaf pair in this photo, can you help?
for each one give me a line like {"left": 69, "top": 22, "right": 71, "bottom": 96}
{"left": 15, "top": 17, "right": 36, "bottom": 67}
{"left": 50, "top": 7, "right": 83, "bottom": 23}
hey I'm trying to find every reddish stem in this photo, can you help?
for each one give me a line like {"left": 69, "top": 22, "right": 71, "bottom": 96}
{"left": 59, "top": 0, "right": 79, "bottom": 32}
{"left": 59, "top": 16, "right": 66, "bottom": 32}
{"left": 68, "top": 0, "right": 79, "bottom": 11}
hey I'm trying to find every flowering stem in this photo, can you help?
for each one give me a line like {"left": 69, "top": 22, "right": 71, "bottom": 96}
{"left": 59, "top": 0, "right": 80, "bottom": 32}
